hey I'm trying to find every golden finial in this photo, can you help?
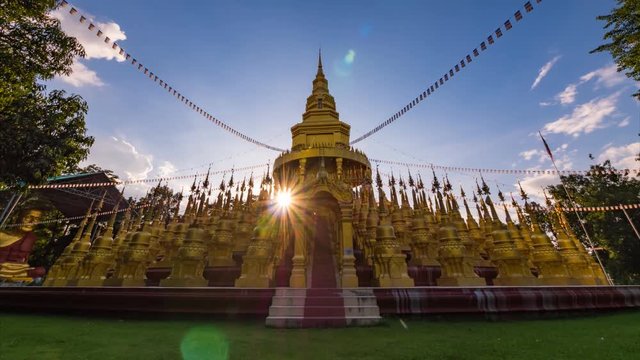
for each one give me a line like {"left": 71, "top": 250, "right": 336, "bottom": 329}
{"left": 104, "top": 201, "right": 120, "bottom": 239}
{"left": 190, "top": 176, "right": 197, "bottom": 192}
{"left": 503, "top": 203, "right": 513, "bottom": 223}
{"left": 317, "top": 48, "right": 324, "bottom": 75}
{"left": 486, "top": 195, "right": 502, "bottom": 227}
{"left": 202, "top": 166, "right": 211, "bottom": 189}
{"left": 431, "top": 171, "right": 440, "bottom": 193}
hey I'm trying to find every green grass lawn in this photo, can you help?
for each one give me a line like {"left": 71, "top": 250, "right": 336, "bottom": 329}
{"left": 1, "top": 311, "right": 639, "bottom": 360}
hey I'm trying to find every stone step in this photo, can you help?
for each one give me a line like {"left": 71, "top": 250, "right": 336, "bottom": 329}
{"left": 268, "top": 305, "right": 380, "bottom": 317}
{"left": 266, "top": 288, "right": 382, "bottom": 328}
{"left": 265, "top": 316, "right": 381, "bottom": 328}
{"left": 273, "top": 288, "right": 378, "bottom": 296}
{"left": 305, "top": 296, "right": 343, "bottom": 307}
{"left": 271, "top": 295, "right": 378, "bottom": 307}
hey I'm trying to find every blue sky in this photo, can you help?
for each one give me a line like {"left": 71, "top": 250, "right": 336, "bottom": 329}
{"left": 50, "top": 0, "right": 638, "bottom": 202}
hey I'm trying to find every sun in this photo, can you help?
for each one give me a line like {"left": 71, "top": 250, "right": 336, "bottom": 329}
{"left": 276, "top": 190, "right": 292, "bottom": 209}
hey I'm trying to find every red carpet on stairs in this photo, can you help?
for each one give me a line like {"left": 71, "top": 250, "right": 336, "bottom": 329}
{"left": 302, "top": 217, "right": 346, "bottom": 327}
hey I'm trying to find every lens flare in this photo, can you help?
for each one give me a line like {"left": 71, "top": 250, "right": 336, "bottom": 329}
{"left": 277, "top": 190, "right": 292, "bottom": 209}
{"left": 180, "top": 326, "right": 228, "bottom": 360}
{"left": 344, "top": 49, "right": 356, "bottom": 64}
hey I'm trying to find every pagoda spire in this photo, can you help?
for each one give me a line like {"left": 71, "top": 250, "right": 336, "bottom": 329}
{"left": 303, "top": 50, "right": 337, "bottom": 117}
{"left": 317, "top": 48, "right": 324, "bottom": 76}
{"left": 291, "top": 52, "right": 350, "bottom": 150}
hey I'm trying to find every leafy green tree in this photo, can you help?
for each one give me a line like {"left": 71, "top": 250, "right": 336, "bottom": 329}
{"left": 134, "top": 184, "right": 183, "bottom": 223}
{"left": 590, "top": 0, "right": 640, "bottom": 100}
{"left": 0, "top": 0, "right": 84, "bottom": 106}
{"left": 547, "top": 161, "right": 640, "bottom": 284}
{"left": 523, "top": 200, "right": 554, "bottom": 235}
{"left": 27, "top": 207, "right": 68, "bottom": 270}
{"left": 1, "top": 90, "right": 94, "bottom": 188}
{"left": 0, "top": 0, "right": 94, "bottom": 189}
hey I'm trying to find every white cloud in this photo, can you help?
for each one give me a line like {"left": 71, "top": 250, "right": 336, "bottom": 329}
{"left": 542, "top": 63, "right": 629, "bottom": 107}
{"left": 58, "top": 60, "right": 104, "bottom": 87}
{"left": 82, "top": 136, "right": 154, "bottom": 198}
{"left": 618, "top": 117, "right": 631, "bottom": 127}
{"left": 50, "top": 7, "right": 126, "bottom": 87}
{"left": 580, "top": 64, "right": 626, "bottom": 88}
{"left": 51, "top": 8, "right": 127, "bottom": 62}
{"left": 517, "top": 150, "right": 574, "bottom": 203}
{"left": 556, "top": 84, "right": 577, "bottom": 105}
{"left": 158, "top": 161, "right": 177, "bottom": 177}
{"left": 598, "top": 142, "right": 640, "bottom": 175}
{"left": 542, "top": 92, "right": 620, "bottom": 137}
{"left": 531, "top": 55, "right": 561, "bottom": 90}
{"left": 520, "top": 144, "right": 569, "bottom": 165}
{"left": 81, "top": 137, "right": 197, "bottom": 199}
{"left": 519, "top": 149, "right": 542, "bottom": 161}
{"left": 516, "top": 142, "right": 580, "bottom": 203}
{"left": 83, "top": 136, "right": 153, "bottom": 180}
{"left": 518, "top": 173, "right": 559, "bottom": 203}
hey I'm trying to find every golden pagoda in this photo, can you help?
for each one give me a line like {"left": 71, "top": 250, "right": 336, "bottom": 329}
{"left": 40, "top": 53, "right": 609, "bottom": 289}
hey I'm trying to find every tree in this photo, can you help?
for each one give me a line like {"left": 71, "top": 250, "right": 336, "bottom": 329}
{"left": 547, "top": 161, "right": 640, "bottom": 284}
{"left": 1, "top": 89, "right": 94, "bottom": 188}
{"left": 0, "top": 0, "right": 94, "bottom": 189}
{"left": 0, "top": 0, "right": 83, "bottom": 107}
{"left": 590, "top": 0, "right": 640, "bottom": 100}
{"left": 134, "top": 184, "right": 183, "bottom": 223}
{"left": 27, "top": 205, "right": 67, "bottom": 270}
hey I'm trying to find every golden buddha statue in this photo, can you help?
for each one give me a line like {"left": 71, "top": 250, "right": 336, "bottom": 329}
{"left": 0, "top": 208, "right": 43, "bottom": 282}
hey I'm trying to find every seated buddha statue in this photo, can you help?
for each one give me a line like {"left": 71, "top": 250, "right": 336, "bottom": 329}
{"left": 0, "top": 209, "right": 42, "bottom": 282}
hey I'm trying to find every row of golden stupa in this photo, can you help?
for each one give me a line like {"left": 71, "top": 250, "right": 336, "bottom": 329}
{"left": 41, "top": 169, "right": 608, "bottom": 288}
{"left": 41, "top": 54, "right": 608, "bottom": 288}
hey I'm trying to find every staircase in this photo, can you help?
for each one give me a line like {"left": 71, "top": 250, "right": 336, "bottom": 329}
{"left": 266, "top": 218, "right": 381, "bottom": 328}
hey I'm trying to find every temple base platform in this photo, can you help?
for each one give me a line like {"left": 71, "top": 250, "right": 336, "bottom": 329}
{"left": 0, "top": 286, "right": 275, "bottom": 316}
{"left": 204, "top": 266, "right": 242, "bottom": 287}
{"left": 374, "top": 286, "right": 640, "bottom": 315}
{"left": 0, "top": 286, "right": 638, "bottom": 325}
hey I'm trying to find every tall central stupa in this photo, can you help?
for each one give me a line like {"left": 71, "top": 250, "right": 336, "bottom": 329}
{"left": 272, "top": 51, "right": 372, "bottom": 288}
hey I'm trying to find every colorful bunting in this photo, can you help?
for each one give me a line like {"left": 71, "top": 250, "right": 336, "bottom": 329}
{"left": 58, "top": 1, "right": 286, "bottom": 152}
{"left": 27, "top": 163, "right": 269, "bottom": 190}
{"left": 525, "top": 2, "right": 534, "bottom": 12}
{"left": 351, "top": 0, "right": 540, "bottom": 145}
{"left": 4, "top": 204, "right": 152, "bottom": 228}
{"left": 369, "top": 158, "right": 637, "bottom": 177}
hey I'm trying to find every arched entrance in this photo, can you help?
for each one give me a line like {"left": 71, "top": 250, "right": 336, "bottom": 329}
{"left": 307, "top": 191, "right": 340, "bottom": 288}
{"left": 287, "top": 184, "right": 358, "bottom": 288}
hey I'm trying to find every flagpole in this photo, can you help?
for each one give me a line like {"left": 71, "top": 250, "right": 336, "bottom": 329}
{"left": 539, "top": 132, "right": 613, "bottom": 285}
{"left": 0, "top": 192, "right": 23, "bottom": 230}
{"left": 621, "top": 206, "right": 640, "bottom": 241}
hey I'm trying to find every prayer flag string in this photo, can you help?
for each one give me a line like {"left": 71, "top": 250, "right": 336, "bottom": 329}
{"left": 56, "top": 1, "right": 286, "bottom": 152}
{"left": 369, "top": 158, "right": 638, "bottom": 177}
{"left": 350, "top": 1, "right": 542, "bottom": 145}
{"left": 27, "top": 163, "right": 269, "bottom": 190}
